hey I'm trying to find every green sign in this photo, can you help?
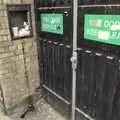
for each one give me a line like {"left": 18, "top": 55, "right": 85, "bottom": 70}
{"left": 41, "top": 13, "right": 63, "bottom": 35}
{"left": 84, "top": 14, "right": 120, "bottom": 45}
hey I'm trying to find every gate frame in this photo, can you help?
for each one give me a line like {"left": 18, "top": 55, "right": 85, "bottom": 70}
{"left": 71, "top": 0, "right": 78, "bottom": 120}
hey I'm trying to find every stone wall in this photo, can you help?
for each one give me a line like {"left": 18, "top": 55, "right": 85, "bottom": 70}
{"left": 0, "top": 0, "right": 40, "bottom": 111}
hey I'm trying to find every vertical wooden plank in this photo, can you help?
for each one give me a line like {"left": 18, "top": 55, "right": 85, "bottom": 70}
{"left": 43, "top": 40, "right": 49, "bottom": 86}
{"left": 76, "top": 49, "right": 83, "bottom": 109}
{"left": 54, "top": 42, "right": 59, "bottom": 94}
{"left": 64, "top": 46, "right": 72, "bottom": 100}
{"left": 83, "top": 50, "right": 94, "bottom": 117}
{"left": 112, "top": 65, "right": 120, "bottom": 120}
{"left": 102, "top": 58, "right": 118, "bottom": 120}
{"left": 77, "top": 49, "right": 86, "bottom": 111}
{"left": 95, "top": 54, "right": 106, "bottom": 120}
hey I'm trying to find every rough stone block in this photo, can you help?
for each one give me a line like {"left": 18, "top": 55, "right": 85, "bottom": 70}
{"left": 3, "top": 0, "right": 12, "bottom": 4}
{"left": 12, "top": 0, "right": 21, "bottom": 4}
{"left": 0, "top": 0, "right": 38, "bottom": 111}
{"left": 1, "top": 77, "right": 29, "bottom": 109}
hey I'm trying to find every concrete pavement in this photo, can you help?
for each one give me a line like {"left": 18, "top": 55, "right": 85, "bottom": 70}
{"left": 0, "top": 111, "right": 11, "bottom": 120}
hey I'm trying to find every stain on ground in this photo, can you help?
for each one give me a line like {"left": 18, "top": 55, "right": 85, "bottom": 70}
{"left": 10, "top": 99, "right": 67, "bottom": 120}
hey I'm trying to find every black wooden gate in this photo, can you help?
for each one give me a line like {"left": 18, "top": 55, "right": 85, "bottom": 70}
{"left": 35, "top": 1, "right": 120, "bottom": 120}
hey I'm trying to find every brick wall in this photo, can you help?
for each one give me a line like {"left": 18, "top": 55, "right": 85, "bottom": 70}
{"left": 0, "top": 0, "right": 40, "bottom": 111}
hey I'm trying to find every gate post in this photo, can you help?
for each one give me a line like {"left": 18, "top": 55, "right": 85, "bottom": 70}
{"left": 71, "top": 0, "right": 78, "bottom": 120}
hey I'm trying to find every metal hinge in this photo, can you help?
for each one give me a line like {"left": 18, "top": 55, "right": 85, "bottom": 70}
{"left": 70, "top": 51, "right": 77, "bottom": 69}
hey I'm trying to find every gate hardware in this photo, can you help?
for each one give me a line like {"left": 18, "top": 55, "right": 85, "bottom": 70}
{"left": 78, "top": 4, "right": 120, "bottom": 8}
{"left": 53, "top": 42, "right": 58, "bottom": 45}
{"left": 48, "top": 40, "right": 52, "bottom": 43}
{"left": 59, "top": 43, "right": 64, "bottom": 46}
{"left": 36, "top": 1, "right": 120, "bottom": 120}
{"left": 64, "top": 11, "right": 68, "bottom": 14}
{"left": 77, "top": 48, "right": 82, "bottom": 51}
{"left": 39, "top": 38, "right": 42, "bottom": 41}
{"left": 85, "top": 50, "right": 92, "bottom": 53}
{"left": 43, "top": 39, "right": 47, "bottom": 42}
{"left": 118, "top": 60, "right": 120, "bottom": 63}
{"left": 76, "top": 108, "right": 94, "bottom": 120}
{"left": 106, "top": 56, "right": 114, "bottom": 60}
{"left": 64, "top": 11, "right": 69, "bottom": 16}
{"left": 39, "top": 6, "right": 72, "bottom": 10}
{"left": 66, "top": 45, "right": 71, "bottom": 48}
{"left": 95, "top": 52, "right": 102, "bottom": 56}
{"left": 43, "top": 85, "right": 70, "bottom": 105}
{"left": 118, "top": 60, "right": 120, "bottom": 71}
{"left": 71, "top": 51, "right": 77, "bottom": 69}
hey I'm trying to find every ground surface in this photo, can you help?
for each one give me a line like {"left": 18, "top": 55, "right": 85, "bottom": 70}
{"left": 9, "top": 99, "right": 67, "bottom": 120}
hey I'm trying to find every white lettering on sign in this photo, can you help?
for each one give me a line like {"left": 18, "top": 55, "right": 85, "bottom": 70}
{"left": 111, "top": 24, "right": 120, "bottom": 31}
{"left": 110, "top": 31, "right": 120, "bottom": 39}
{"left": 110, "top": 31, "right": 118, "bottom": 38}
{"left": 86, "top": 27, "right": 120, "bottom": 40}
{"left": 98, "top": 31, "right": 109, "bottom": 40}
{"left": 104, "top": 20, "right": 120, "bottom": 28}
{"left": 86, "top": 28, "right": 98, "bottom": 36}
{"left": 51, "top": 20, "right": 55, "bottom": 24}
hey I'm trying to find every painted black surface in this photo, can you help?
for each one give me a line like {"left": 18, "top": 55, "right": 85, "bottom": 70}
{"left": 35, "top": 1, "right": 120, "bottom": 120}
{"left": 78, "top": 6, "right": 120, "bottom": 56}
{"left": 39, "top": 39, "right": 72, "bottom": 100}
{"left": 36, "top": 8, "right": 73, "bottom": 44}
{"left": 37, "top": 0, "right": 72, "bottom": 7}
{"left": 78, "top": 0, "right": 108, "bottom": 5}
{"left": 76, "top": 48, "right": 120, "bottom": 120}
{"left": 43, "top": 87, "right": 71, "bottom": 119}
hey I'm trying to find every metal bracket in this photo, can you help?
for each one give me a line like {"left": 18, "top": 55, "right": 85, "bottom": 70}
{"left": 71, "top": 51, "right": 77, "bottom": 69}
